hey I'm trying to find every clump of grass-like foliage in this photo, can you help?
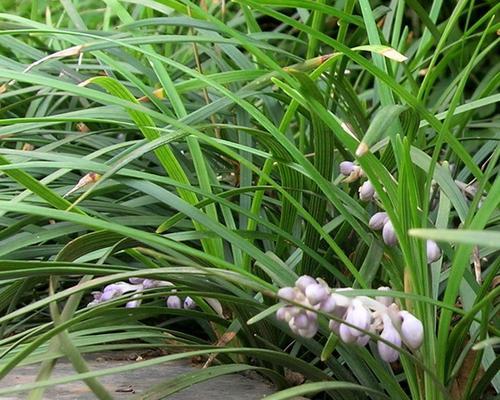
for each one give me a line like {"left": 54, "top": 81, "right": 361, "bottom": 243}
{"left": 0, "top": 1, "right": 498, "bottom": 399}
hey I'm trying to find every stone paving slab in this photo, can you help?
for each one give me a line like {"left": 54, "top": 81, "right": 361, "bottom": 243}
{"left": 1, "top": 353, "right": 275, "bottom": 399}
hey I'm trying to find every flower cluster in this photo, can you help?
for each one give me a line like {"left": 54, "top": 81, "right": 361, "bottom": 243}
{"left": 88, "top": 278, "right": 196, "bottom": 310}
{"left": 88, "top": 278, "right": 167, "bottom": 308}
{"left": 276, "top": 275, "right": 335, "bottom": 338}
{"left": 339, "top": 161, "right": 364, "bottom": 182}
{"left": 369, "top": 212, "right": 441, "bottom": 263}
{"left": 276, "top": 276, "right": 424, "bottom": 362}
{"left": 339, "top": 161, "right": 377, "bottom": 202}
{"left": 166, "top": 294, "right": 196, "bottom": 310}
{"left": 340, "top": 161, "right": 442, "bottom": 263}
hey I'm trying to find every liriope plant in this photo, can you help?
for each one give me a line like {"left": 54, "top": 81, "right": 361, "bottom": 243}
{"left": 0, "top": 1, "right": 498, "bottom": 399}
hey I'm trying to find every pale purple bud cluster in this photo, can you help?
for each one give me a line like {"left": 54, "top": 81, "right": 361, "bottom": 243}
{"left": 275, "top": 278, "right": 425, "bottom": 363}
{"left": 330, "top": 288, "right": 424, "bottom": 363}
{"left": 339, "top": 161, "right": 364, "bottom": 182}
{"left": 88, "top": 281, "right": 142, "bottom": 307}
{"left": 339, "top": 161, "right": 381, "bottom": 201}
{"left": 368, "top": 212, "right": 388, "bottom": 230}
{"left": 369, "top": 212, "right": 442, "bottom": 262}
{"left": 165, "top": 294, "right": 197, "bottom": 310}
{"left": 276, "top": 276, "right": 336, "bottom": 338}
{"left": 88, "top": 277, "right": 173, "bottom": 308}
{"left": 369, "top": 211, "right": 397, "bottom": 246}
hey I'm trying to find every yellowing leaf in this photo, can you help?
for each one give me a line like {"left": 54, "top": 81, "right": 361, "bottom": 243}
{"left": 380, "top": 48, "right": 408, "bottom": 62}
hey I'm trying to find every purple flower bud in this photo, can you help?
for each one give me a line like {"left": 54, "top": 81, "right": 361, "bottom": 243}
{"left": 166, "top": 295, "right": 182, "bottom": 309}
{"left": 359, "top": 181, "right": 375, "bottom": 201}
{"left": 276, "top": 306, "right": 290, "bottom": 321}
{"left": 329, "top": 320, "right": 340, "bottom": 334}
{"left": 141, "top": 279, "right": 173, "bottom": 289}
{"left": 340, "top": 161, "right": 356, "bottom": 176}
{"left": 305, "top": 310, "right": 318, "bottom": 323}
{"left": 339, "top": 323, "right": 357, "bottom": 343}
{"left": 287, "top": 306, "right": 302, "bottom": 318}
{"left": 125, "top": 299, "right": 141, "bottom": 308}
{"left": 305, "top": 283, "right": 329, "bottom": 306}
{"left": 100, "top": 286, "right": 123, "bottom": 302}
{"left": 319, "top": 295, "right": 336, "bottom": 313}
{"left": 369, "top": 212, "right": 388, "bottom": 230}
{"left": 87, "top": 291, "right": 103, "bottom": 307}
{"left": 345, "top": 300, "right": 372, "bottom": 337}
{"left": 331, "top": 293, "right": 351, "bottom": 308}
{"left": 291, "top": 313, "right": 310, "bottom": 329}
{"left": 142, "top": 279, "right": 157, "bottom": 289}
{"left": 183, "top": 296, "right": 196, "bottom": 310}
{"left": 277, "top": 287, "right": 296, "bottom": 302}
{"left": 426, "top": 240, "right": 441, "bottom": 263}
{"left": 288, "top": 318, "right": 300, "bottom": 334}
{"left": 91, "top": 291, "right": 102, "bottom": 301}
{"left": 298, "top": 323, "right": 318, "bottom": 338}
{"left": 375, "top": 287, "right": 393, "bottom": 307}
{"left": 295, "top": 275, "right": 317, "bottom": 293}
{"left": 356, "top": 334, "right": 371, "bottom": 347}
{"left": 399, "top": 311, "right": 424, "bottom": 350}
{"left": 378, "top": 314, "right": 401, "bottom": 362}
{"left": 128, "top": 277, "right": 145, "bottom": 284}
{"left": 101, "top": 282, "right": 141, "bottom": 301}
{"left": 142, "top": 279, "right": 170, "bottom": 289}
{"left": 382, "top": 220, "right": 398, "bottom": 246}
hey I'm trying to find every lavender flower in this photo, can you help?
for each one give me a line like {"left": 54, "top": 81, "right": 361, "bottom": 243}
{"left": 382, "top": 220, "right": 398, "bottom": 246}
{"left": 305, "top": 283, "right": 329, "bottom": 306}
{"left": 375, "top": 287, "right": 393, "bottom": 307}
{"left": 166, "top": 295, "right": 182, "bottom": 309}
{"left": 88, "top": 277, "right": 172, "bottom": 308}
{"left": 356, "top": 333, "right": 371, "bottom": 347}
{"left": 378, "top": 314, "right": 401, "bottom": 362}
{"left": 426, "top": 240, "right": 441, "bottom": 263}
{"left": 344, "top": 299, "right": 371, "bottom": 337}
{"left": 339, "top": 323, "right": 357, "bottom": 343}
{"left": 125, "top": 294, "right": 142, "bottom": 309}
{"left": 183, "top": 296, "right": 196, "bottom": 310}
{"left": 275, "top": 275, "right": 424, "bottom": 361}
{"left": 277, "top": 287, "right": 297, "bottom": 302}
{"left": 359, "top": 181, "right": 375, "bottom": 201}
{"left": 399, "top": 311, "right": 424, "bottom": 349}
{"left": 319, "top": 294, "right": 337, "bottom": 313}
{"left": 99, "top": 282, "right": 141, "bottom": 302}
{"left": 339, "top": 161, "right": 363, "bottom": 182}
{"left": 369, "top": 212, "right": 388, "bottom": 230}
{"left": 340, "top": 161, "right": 356, "bottom": 176}
{"left": 295, "top": 275, "right": 316, "bottom": 292}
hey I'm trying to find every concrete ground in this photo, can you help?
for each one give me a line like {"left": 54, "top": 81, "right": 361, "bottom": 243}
{"left": 0, "top": 352, "right": 276, "bottom": 399}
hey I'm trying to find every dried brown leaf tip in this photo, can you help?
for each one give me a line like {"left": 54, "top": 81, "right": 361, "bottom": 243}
{"left": 138, "top": 88, "right": 165, "bottom": 102}
{"left": 64, "top": 172, "right": 101, "bottom": 198}
{"left": 419, "top": 68, "right": 429, "bottom": 76}
{"left": 76, "top": 122, "right": 90, "bottom": 133}
{"left": 203, "top": 330, "right": 237, "bottom": 368}
{"left": 1, "top": 45, "right": 84, "bottom": 94}
{"left": 22, "top": 143, "right": 35, "bottom": 151}
{"left": 355, "top": 142, "right": 369, "bottom": 157}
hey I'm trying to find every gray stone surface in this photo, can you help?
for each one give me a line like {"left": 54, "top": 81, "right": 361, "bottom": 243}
{"left": 1, "top": 353, "right": 275, "bottom": 399}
